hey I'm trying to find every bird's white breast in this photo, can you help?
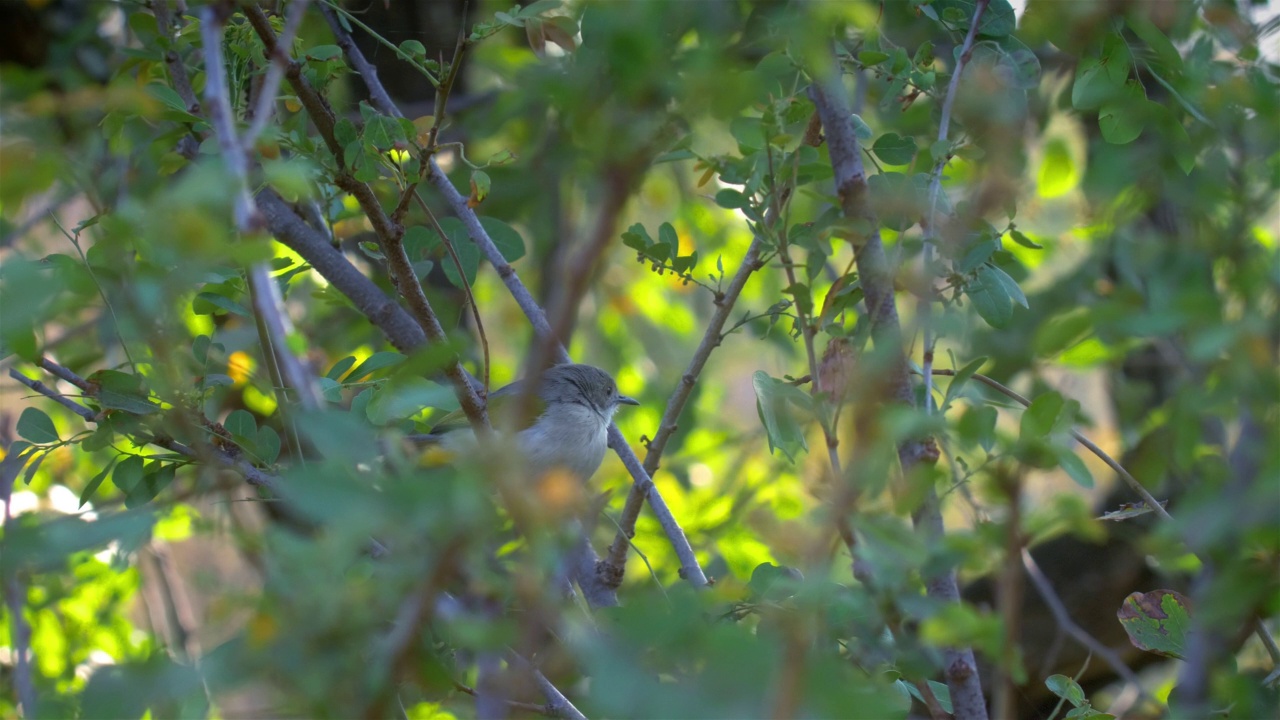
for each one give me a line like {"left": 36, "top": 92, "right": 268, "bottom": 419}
{"left": 518, "top": 403, "right": 609, "bottom": 481}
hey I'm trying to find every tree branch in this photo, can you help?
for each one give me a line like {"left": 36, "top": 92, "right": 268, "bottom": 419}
{"left": 810, "top": 52, "right": 989, "bottom": 720}
{"left": 318, "top": 1, "right": 709, "bottom": 594}
{"left": 242, "top": 3, "right": 489, "bottom": 435}
{"left": 1021, "top": 549, "right": 1149, "bottom": 703}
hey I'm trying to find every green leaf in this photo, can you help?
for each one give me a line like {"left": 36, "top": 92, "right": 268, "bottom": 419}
{"left": 1098, "top": 80, "right": 1148, "bottom": 145}
{"left": 1156, "top": 112, "right": 1196, "bottom": 175}
{"left": 363, "top": 115, "right": 404, "bottom": 152}
{"left": 1045, "top": 674, "right": 1087, "bottom": 707}
{"left": 967, "top": 266, "right": 1013, "bottom": 328}
{"left": 441, "top": 236, "right": 480, "bottom": 289}
{"left": 21, "top": 450, "right": 46, "bottom": 485}
{"left": 752, "top": 371, "right": 812, "bottom": 462}
{"left": 145, "top": 82, "right": 192, "bottom": 115}
{"left": 1071, "top": 34, "right": 1131, "bottom": 111}
{"left": 1021, "top": 391, "right": 1065, "bottom": 440}
{"left": 256, "top": 426, "right": 282, "bottom": 465}
{"left": 1055, "top": 447, "right": 1094, "bottom": 488}
{"left": 469, "top": 170, "right": 491, "bottom": 205}
{"left": 399, "top": 39, "right": 427, "bottom": 58}
{"left": 126, "top": 463, "right": 176, "bottom": 508}
{"left": 17, "top": 407, "right": 60, "bottom": 444}
{"left": 113, "top": 455, "right": 145, "bottom": 493}
{"left": 622, "top": 223, "right": 651, "bottom": 251}
{"left": 715, "top": 189, "right": 749, "bottom": 209}
{"left": 194, "top": 291, "right": 251, "bottom": 318}
{"left": 479, "top": 217, "right": 526, "bottom": 262}
{"left": 346, "top": 351, "right": 406, "bottom": 382}
{"left": 942, "top": 356, "right": 988, "bottom": 409}
{"left": 517, "top": 0, "right": 563, "bottom": 18}
{"left": 366, "top": 376, "right": 454, "bottom": 426}
{"left": 986, "top": 265, "right": 1028, "bottom": 308}
{"left": 192, "top": 335, "right": 212, "bottom": 365}
{"left": 747, "top": 562, "right": 803, "bottom": 601}
{"left": 1008, "top": 229, "right": 1043, "bottom": 249}
{"left": 224, "top": 409, "right": 257, "bottom": 439}
{"left": 1126, "top": 13, "right": 1181, "bottom": 70}
{"left": 1117, "top": 590, "right": 1191, "bottom": 659}
{"left": 80, "top": 461, "right": 117, "bottom": 508}
{"left": 319, "top": 377, "right": 343, "bottom": 403}
{"left": 849, "top": 114, "right": 874, "bottom": 141}
{"left": 95, "top": 369, "right": 160, "bottom": 415}
{"left": 334, "top": 118, "right": 359, "bottom": 148}
{"left": 872, "top": 133, "right": 917, "bottom": 166}
{"left": 658, "top": 223, "right": 678, "bottom": 249}
{"left": 326, "top": 356, "right": 357, "bottom": 382}
{"left": 1034, "top": 308, "right": 1093, "bottom": 358}
{"left": 729, "top": 116, "right": 764, "bottom": 153}
{"left": 931, "top": 0, "right": 1017, "bottom": 38}
{"left": 305, "top": 45, "right": 344, "bottom": 61}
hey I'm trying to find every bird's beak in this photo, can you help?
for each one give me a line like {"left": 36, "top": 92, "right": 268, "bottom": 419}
{"left": 618, "top": 395, "right": 640, "bottom": 406}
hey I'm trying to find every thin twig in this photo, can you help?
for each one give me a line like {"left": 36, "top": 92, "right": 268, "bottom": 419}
{"left": 49, "top": 213, "right": 137, "bottom": 369}
{"left": 199, "top": 7, "right": 258, "bottom": 232}
{"left": 413, "top": 191, "right": 491, "bottom": 393}
{"left": 920, "top": 0, "right": 990, "bottom": 421}
{"left": 938, "top": 367, "right": 1280, "bottom": 680}
{"left": 929, "top": 368, "right": 1171, "bottom": 520}
{"left": 257, "top": 189, "right": 430, "bottom": 353}
{"left": 601, "top": 231, "right": 765, "bottom": 579}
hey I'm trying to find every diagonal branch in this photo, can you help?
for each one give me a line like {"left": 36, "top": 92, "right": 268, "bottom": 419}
{"left": 241, "top": 3, "right": 489, "bottom": 434}
{"left": 319, "top": 2, "right": 710, "bottom": 595}
{"left": 1021, "top": 549, "right": 1149, "bottom": 702}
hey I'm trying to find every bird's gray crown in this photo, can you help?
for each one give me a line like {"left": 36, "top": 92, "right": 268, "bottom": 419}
{"left": 539, "top": 363, "right": 625, "bottom": 415}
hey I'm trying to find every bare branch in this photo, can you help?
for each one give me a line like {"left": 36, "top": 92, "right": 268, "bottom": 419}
{"left": 8, "top": 368, "right": 95, "bottom": 421}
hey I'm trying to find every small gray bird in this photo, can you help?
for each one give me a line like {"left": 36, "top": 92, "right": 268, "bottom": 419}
{"left": 429, "top": 364, "right": 638, "bottom": 481}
